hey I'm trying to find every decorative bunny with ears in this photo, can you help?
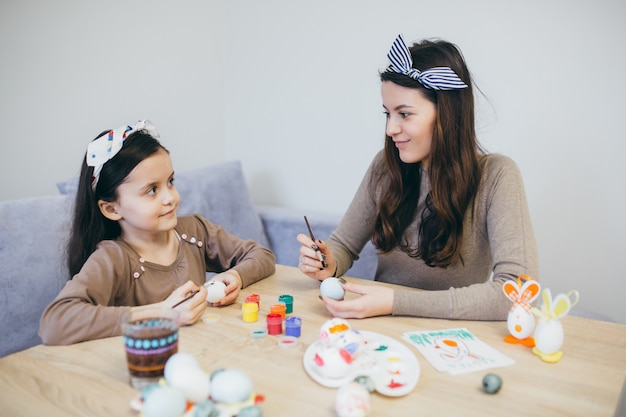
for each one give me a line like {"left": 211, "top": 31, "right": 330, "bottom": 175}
{"left": 502, "top": 275, "right": 541, "bottom": 347}
{"left": 531, "top": 288, "right": 580, "bottom": 363}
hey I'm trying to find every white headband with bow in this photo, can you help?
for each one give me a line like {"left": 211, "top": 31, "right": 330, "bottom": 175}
{"left": 86, "top": 119, "right": 160, "bottom": 190}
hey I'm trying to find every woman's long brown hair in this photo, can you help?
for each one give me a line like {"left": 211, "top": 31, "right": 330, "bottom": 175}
{"left": 372, "top": 39, "right": 482, "bottom": 267}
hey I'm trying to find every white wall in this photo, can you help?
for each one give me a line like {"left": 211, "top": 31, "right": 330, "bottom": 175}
{"left": 2, "top": 0, "right": 625, "bottom": 324}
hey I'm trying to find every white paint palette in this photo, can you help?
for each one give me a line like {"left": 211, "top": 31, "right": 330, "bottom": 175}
{"left": 303, "top": 330, "right": 420, "bottom": 397}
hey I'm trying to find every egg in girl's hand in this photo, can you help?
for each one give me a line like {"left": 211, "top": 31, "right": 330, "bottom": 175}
{"left": 142, "top": 386, "right": 187, "bottom": 417}
{"left": 210, "top": 369, "right": 254, "bottom": 404}
{"left": 320, "top": 277, "right": 345, "bottom": 301}
{"left": 205, "top": 280, "right": 226, "bottom": 303}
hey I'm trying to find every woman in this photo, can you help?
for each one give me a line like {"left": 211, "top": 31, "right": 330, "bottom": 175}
{"left": 297, "top": 34, "right": 538, "bottom": 320}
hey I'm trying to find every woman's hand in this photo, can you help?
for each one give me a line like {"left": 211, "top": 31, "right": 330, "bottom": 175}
{"left": 207, "top": 270, "right": 243, "bottom": 307}
{"left": 167, "top": 280, "right": 207, "bottom": 325}
{"left": 297, "top": 233, "right": 336, "bottom": 281}
{"left": 321, "top": 281, "right": 394, "bottom": 319}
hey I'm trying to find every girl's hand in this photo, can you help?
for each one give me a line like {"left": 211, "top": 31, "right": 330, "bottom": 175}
{"left": 321, "top": 281, "right": 394, "bottom": 319}
{"left": 296, "top": 233, "right": 336, "bottom": 281}
{"left": 207, "top": 270, "right": 242, "bottom": 307}
{"left": 168, "top": 280, "right": 208, "bottom": 325}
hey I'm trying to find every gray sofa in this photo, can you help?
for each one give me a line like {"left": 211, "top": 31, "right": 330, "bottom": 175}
{"left": 0, "top": 160, "right": 377, "bottom": 357}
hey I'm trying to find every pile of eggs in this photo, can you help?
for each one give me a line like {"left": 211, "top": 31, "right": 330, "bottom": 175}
{"left": 313, "top": 318, "right": 372, "bottom": 417}
{"left": 139, "top": 352, "right": 262, "bottom": 417}
{"left": 314, "top": 318, "right": 365, "bottom": 380}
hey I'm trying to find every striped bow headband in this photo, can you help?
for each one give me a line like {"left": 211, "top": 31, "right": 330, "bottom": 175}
{"left": 86, "top": 119, "right": 160, "bottom": 190}
{"left": 386, "top": 34, "right": 468, "bottom": 91}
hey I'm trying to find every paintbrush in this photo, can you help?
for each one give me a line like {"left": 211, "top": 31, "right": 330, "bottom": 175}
{"left": 304, "top": 215, "right": 328, "bottom": 268}
{"left": 171, "top": 290, "right": 199, "bottom": 309}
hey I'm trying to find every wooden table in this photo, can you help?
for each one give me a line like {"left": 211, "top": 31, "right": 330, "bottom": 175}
{"left": 1, "top": 264, "right": 625, "bottom": 417}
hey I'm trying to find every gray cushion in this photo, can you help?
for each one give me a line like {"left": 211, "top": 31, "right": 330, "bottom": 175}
{"left": 257, "top": 206, "right": 377, "bottom": 280}
{"left": 57, "top": 160, "right": 269, "bottom": 247}
{"left": 0, "top": 195, "right": 71, "bottom": 357}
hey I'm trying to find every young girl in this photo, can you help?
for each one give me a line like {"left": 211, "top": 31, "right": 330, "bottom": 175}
{"left": 39, "top": 120, "right": 275, "bottom": 345}
{"left": 297, "top": 34, "right": 539, "bottom": 320}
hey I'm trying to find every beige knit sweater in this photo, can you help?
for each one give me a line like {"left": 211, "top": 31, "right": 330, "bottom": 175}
{"left": 328, "top": 151, "right": 539, "bottom": 320}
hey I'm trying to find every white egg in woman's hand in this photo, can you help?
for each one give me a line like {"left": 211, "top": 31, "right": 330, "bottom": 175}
{"left": 320, "top": 277, "right": 345, "bottom": 300}
{"left": 204, "top": 280, "right": 226, "bottom": 303}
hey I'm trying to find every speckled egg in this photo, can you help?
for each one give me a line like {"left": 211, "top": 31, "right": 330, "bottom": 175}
{"left": 205, "top": 280, "right": 227, "bottom": 303}
{"left": 320, "top": 277, "right": 345, "bottom": 301}
{"left": 354, "top": 375, "right": 375, "bottom": 393}
{"left": 194, "top": 400, "right": 219, "bottom": 417}
{"left": 236, "top": 405, "right": 263, "bottom": 417}
{"left": 210, "top": 369, "right": 253, "bottom": 404}
{"left": 482, "top": 373, "right": 503, "bottom": 394}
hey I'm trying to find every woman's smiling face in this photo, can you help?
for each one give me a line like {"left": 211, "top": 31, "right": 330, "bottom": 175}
{"left": 382, "top": 81, "right": 437, "bottom": 168}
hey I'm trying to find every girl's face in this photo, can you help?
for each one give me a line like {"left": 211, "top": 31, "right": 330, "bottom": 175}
{"left": 381, "top": 81, "right": 437, "bottom": 168}
{"left": 101, "top": 149, "right": 180, "bottom": 241}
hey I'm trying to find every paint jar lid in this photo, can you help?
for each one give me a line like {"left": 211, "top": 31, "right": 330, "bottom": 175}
{"left": 277, "top": 336, "right": 298, "bottom": 348}
{"left": 285, "top": 316, "right": 302, "bottom": 327}
{"left": 266, "top": 313, "right": 282, "bottom": 324}
{"left": 202, "top": 313, "right": 221, "bottom": 324}
{"left": 250, "top": 328, "right": 268, "bottom": 339}
{"left": 270, "top": 303, "right": 286, "bottom": 314}
{"left": 245, "top": 293, "right": 260, "bottom": 302}
{"left": 242, "top": 302, "right": 259, "bottom": 312}
{"left": 278, "top": 294, "right": 293, "bottom": 303}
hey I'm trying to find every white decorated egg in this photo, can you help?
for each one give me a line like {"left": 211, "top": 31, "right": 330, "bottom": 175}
{"left": 319, "top": 318, "right": 351, "bottom": 348}
{"left": 335, "top": 381, "right": 371, "bottom": 417}
{"left": 313, "top": 346, "right": 352, "bottom": 379}
{"left": 164, "top": 352, "right": 200, "bottom": 382}
{"left": 534, "top": 319, "right": 564, "bottom": 355}
{"left": 335, "top": 329, "right": 365, "bottom": 360}
{"left": 320, "top": 277, "right": 345, "bottom": 300}
{"left": 142, "top": 386, "right": 187, "bottom": 417}
{"left": 210, "top": 369, "right": 254, "bottom": 404}
{"left": 167, "top": 365, "right": 211, "bottom": 403}
{"left": 205, "top": 280, "right": 226, "bottom": 303}
{"left": 507, "top": 304, "right": 536, "bottom": 339}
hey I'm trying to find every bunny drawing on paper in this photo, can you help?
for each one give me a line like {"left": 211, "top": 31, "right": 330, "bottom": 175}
{"left": 502, "top": 275, "right": 541, "bottom": 347}
{"left": 532, "top": 288, "right": 580, "bottom": 363}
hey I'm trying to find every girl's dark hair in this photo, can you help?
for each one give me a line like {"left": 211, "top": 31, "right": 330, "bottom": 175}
{"left": 67, "top": 130, "right": 168, "bottom": 277}
{"left": 372, "top": 39, "right": 482, "bottom": 267}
